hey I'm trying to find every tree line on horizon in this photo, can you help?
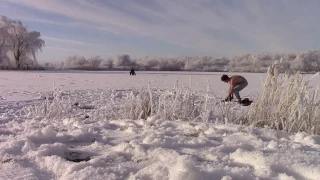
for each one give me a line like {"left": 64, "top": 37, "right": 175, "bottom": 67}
{"left": 54, "top": 50, "right": 320, "bottom": 73}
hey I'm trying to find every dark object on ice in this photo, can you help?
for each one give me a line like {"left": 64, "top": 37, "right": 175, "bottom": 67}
{"left": 44, "top": 96, "right": 54, "bottom": 100}
{"left": 240, "top": 98, "right": 253, "bottom": 106}
{"left": 72, "top": 102, "right": 95, "bottom": 110}
{"left": 65, "top": 152, "right": 91, "bottom": 163}
{"left": 66, "top": 157, "right": 91, "bottom": 163}
{"left": 130, "top": 68, "right": 136, "bottom": 75}
{"left": 79, "top": 105, "right": 95, "bottom": 109}
{"left": 221, "top": 98, "right": 253, "bottom": 106}
{"left": 84, "top": 114, "right": 90, "bottom": 118}
{"left": 1, "top": 158, "right": 12, "bottom": 163}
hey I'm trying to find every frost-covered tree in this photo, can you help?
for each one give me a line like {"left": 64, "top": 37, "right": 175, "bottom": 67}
{"left": 64, "top": 55, "right": 87, "bottom": 69}
{"left": 114, "top": 54, "right": 133, "bottom": 69}
{"left": 64, "top": 56, "right": 77, "bottom": 68}
{"left": 0, "top": 16, "right": 45, "bottom": 69}
{"left": 183, "top": 56, "right": 229, "bottom": 72}
{"left": 158, "top": 58, "right": 184, "bottom": 71}
{"left": 291, "top": 50, "right": 320, "bottom": 72}
{"left": 0, "top": 16, "right": 11, "bottom": 68}
{"left": 88, "top": 56, "right": 103, "bottom": 68}
{"left": 103, "top": 58, "right": 114, "bottom": 69}
{"left": 144, "top": 59, "right": 159, "bottom": 70}
{"left": 64, "top": 55, "right": 108, "bottom": 70}
{"left": 229, "top": 54, "right": 252, "bottom": 72}
{"left": 9, "top": 30, "right": 45, "bottom": 69}
{"left": 229, "top": 52, "right": 296, "bottom": 73}
{"left": 134, "top": 56, "right": 160, "bottom": 70}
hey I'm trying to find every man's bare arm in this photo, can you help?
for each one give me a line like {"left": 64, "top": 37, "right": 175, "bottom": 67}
{"left": 227, "top": 79, "right": 235, "bottom": 98}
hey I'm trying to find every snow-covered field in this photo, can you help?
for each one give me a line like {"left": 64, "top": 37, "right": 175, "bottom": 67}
{"left": 0, "top": 70, "right": 320, "bottom": 180}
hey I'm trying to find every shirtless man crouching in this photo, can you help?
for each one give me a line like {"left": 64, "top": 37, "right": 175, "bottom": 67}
{"left": 221, "top": 74, "right": 248, "bottom": 103}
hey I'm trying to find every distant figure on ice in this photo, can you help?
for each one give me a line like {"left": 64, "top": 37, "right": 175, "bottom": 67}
{"left": 130, "top": 68, "right": 136, "bottom": 75}
{"left": 221, "top": 74, "right": 248, "bottom": 103}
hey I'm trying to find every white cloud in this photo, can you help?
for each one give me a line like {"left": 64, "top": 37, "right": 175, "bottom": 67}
{"left": 43, "top": 36, "right": 93, "bottom": 46}
{"left": 17, "top": 16, "right": 93, "bottom": 28}
{"left": 45, "top": 46, "right": 83, "bottom": 52}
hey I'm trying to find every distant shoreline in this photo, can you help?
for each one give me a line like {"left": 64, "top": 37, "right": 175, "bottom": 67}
{"left": 0, "top": 68, "right": 317, "bottom": 75}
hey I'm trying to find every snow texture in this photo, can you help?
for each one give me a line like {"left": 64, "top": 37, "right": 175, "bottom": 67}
{"left": 0, "top": 71, "right": 320, "bottom": 180}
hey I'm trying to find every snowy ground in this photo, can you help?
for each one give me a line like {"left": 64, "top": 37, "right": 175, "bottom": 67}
{"left": 0, "top": 70, "right": 320, "bottom": 180}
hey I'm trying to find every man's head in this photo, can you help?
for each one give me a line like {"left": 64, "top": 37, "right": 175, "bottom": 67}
{"left": 221, "top": 74, "right": 230, "bottom": 82}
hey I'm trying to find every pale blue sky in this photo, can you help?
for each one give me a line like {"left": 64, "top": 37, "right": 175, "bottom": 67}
{"left": 1, "top": 0, "right": 320, "bottom": 62}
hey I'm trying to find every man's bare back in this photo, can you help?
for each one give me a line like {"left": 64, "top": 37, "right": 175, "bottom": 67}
{"left": 229, "top": 75, "right": 247, "bottom": 86}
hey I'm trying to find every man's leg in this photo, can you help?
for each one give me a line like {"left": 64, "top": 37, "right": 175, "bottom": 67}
{"left": 233, "top": 81, "right": 248, "bottom": 102}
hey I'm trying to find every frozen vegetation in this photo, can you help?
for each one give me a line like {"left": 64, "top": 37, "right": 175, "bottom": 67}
{"left": 0, "top": 62, "right": 320, "bottom": 179}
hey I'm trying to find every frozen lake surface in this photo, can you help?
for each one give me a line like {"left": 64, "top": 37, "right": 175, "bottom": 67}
{"left": 0, "top": 70, "right": 273, "bottom": 101}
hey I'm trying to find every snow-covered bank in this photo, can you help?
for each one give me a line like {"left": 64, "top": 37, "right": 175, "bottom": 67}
{"left": 0, "top": 88, "right": 319, "bottom": 180}
{"left": 1, "top": 112, "right": 320, "bottom": 179}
